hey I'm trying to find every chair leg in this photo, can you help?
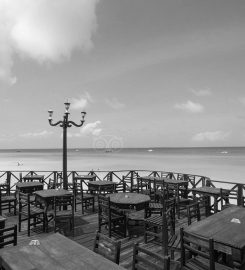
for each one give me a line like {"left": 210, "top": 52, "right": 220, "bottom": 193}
{"left": 14, "top": 200, "right": 17, "bottom": 215}
{"left": 28, "top": 218, "right": 30, "bottom": 236}
{"left": 18, "top": 214, "right": 21, "bottom": 232}
{"left": 43, "top": 214, "right": 45, "bottom": 233}
{"left": 92, "top": 199, "right": 95, "bottom": 212}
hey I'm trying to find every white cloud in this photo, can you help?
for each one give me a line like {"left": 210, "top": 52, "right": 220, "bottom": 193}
{"left": 20, "top": 130, "right": 53, "bottom": 138}
{"left": 0, "top": 0, "right": 99, "bottom": 84}
{"left": 174, "top": 100, "right": 204, "bottom": 113}
{"left": 81, "top": 121, "right": 102, "bottom": 136}
{"left": 192, "top": 131, "right": 230, "bottom": 142}
{"left": 105, "top": 98, "right": 125, "bottom": 110}
{"left": 190, "top": 88, "right": 212, "bottom": 97}
{"left": 70, "top": 92, "right": 93, "bottom": 110}
{"left": 67, "top": 120, "right": 102, "bottom": 137}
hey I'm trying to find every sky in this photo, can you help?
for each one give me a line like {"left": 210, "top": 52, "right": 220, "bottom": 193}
{"left": 0, "top": 0, "right": 245, "bottom": 149}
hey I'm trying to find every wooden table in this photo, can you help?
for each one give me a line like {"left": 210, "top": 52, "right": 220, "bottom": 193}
{"left": 185, "top": 206, "right": 245, "bottom": 268}
{"left": 74, "top": 175, "right": 96, "bottom": 181}
{"left": 0, "top": 233, "right": 125, "bottom": 270}
{"left": 108, "top": 192, "right": 150, "bottom": 211}
{"left": 138, "top": 176, "right": 188, "bottom": 200}
{"left": 88, "top": 181, "right": 117, "bottom": 194}
{"left": 22, "top": 174, "right": 44, "bottom": 183}
{"left": 16, "top": 182, "right": 44, "bottom": 194}
{"left": 191, "top": 186, "right": 228, "bottom": 213}
{"left": 34, "top": 189, "right": 72, "bottom": 231}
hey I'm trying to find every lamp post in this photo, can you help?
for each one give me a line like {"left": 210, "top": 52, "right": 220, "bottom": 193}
{"left": 48, "top": 102, "right": 86, "bottom": 190}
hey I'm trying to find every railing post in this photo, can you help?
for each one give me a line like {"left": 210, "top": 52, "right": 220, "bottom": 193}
{"left": 6, "top": 171, "right": 11, "bottom": 186}
{"left": 206, "top": 178, "right": 211, "bottom": 187}
{"left": 237, "top": 184, "right": 243, "bottom": 206}
{"left": 130, "top": 171, "right": 134, "bottom": 192}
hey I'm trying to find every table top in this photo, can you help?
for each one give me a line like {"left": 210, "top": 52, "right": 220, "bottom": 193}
{"left": 74, "top": 175, "right": 96, "bottom": 180}
{"left": 34, "top": 189, "right": 71, "bottom": 198}
{"left": 88, "top": 181, "right": 117, "bottom": 186}
{"left": 0, "top": 233, "right": 124, "bottom": 270}
{"left": 23, "top": 175, "right": 44, "bottom": 179}
{"left": 16, "top": 182, "right": 44, "bottom": 188}
{"left": 108, "top": 192, "right": 150, "bottom": 206}
{"left": 185, "top": 206, "right": 245, "bottom": 250}
{"left": 191, "top": 186, "right": 226, "bottom": 196}
{"left": 139, "top": 176, "right": 187, "bottom": 185}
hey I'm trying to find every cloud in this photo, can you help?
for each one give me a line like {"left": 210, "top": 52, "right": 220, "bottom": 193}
{"left": 81, "top": 121, "right": 102, "bottom": 136}
{"left": 190, "top": 88, "right": 212, "bottom": 97}
{"left": 70, "top": 92, "right": 93, "bottom": 110}
{"left": 105, "top": 98, "right": 125, "bottom": 110}
{"left": 0, "top": 0, "right": 99, "bottom": 84}
{"left": 174, "top": 100, "right": 204, "bottom": 113}
{"left": 67, "top": 120, "right": 102, "bottom": 137}
{"left": 192, "top": 131, "right": 230, "bottom": 142}
{"left": 20, "top": 130, "right": 53, "bottom": 138}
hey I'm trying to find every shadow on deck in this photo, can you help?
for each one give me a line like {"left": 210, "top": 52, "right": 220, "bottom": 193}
{"left": 1, "top": 206, "right": 188, "bottom": 269}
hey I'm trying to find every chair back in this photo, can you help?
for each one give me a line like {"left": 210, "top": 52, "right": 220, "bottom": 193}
{"left": 180, "top": 227, "right": 215, "bottom": 270}
{"left": 198, "top": 196, "right": 209, "bottom": 217}
{"left": 18, "top": 192, "right": 31, "bottom": 213}
{"left": 132, "top": 243, "right": 170, "bottom": 270}
{"left": 0, "top": 184, "right": 11, "bottom": 198}
{"left": 137, "top": 177, "right": 152, "bottom": 195}
{"left": 187, "top": 201, "right": 200, "bottom": 225}
{"left": 93, "top": 231, "right": 121, "bottom": 264}
{"left": 53, "top": 194, "right": 75, "bottom": 234}
{"left": 98, "top": 195, "right": 111, "bottom": 219}
{"left": 48, "top": 178, "right": 62, "bottom": 189}
{"left": 54, "top": 194, "right": 74, "bottom": 214}
{"left": 0, "top": 225, "right": 17, "bottom": 248}
{"left": 115, "top": 182, "right": 126, "bottom": 193}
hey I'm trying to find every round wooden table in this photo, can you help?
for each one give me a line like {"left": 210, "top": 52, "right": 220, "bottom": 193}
{"left": 107, "top": 192, "right": 150, "bottom": 210}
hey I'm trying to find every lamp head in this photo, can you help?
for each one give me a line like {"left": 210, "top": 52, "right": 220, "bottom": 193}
{"left": 48, "top": 109, "right": 53, "bottom": 120}
{"left": 81, "top": 111, "right": 86, "bottom": 121}
{"left": 64, "top": 102, "right": 70, "bottom": 112}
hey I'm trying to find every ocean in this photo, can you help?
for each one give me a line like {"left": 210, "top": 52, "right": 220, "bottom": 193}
{"left": 0, "top": 147, "right": 245, "bottom": 184}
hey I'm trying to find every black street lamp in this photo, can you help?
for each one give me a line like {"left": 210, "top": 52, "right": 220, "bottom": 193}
{"left": 48, "top": 102, "right": 86, "bottom": 190}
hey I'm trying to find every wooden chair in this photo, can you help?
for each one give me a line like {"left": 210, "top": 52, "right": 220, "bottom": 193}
{"left": 115, "top": 181, "right": 126, "bottom": 193}
{"left": 98, "top": 195, "right": 126, "bottom": 238}
{"left": 169, "top": 183, "right": 193, "bottom": 219}
{"left": 180, "top": 227, "right": 233, "bottom": 270}
{"left": 132, "top": 243, "right": 170, "bottom": 270}
{"left": 186, "top": 201, "right": 200, "bottom": 225}
{"left": 93, "top": 231, "right": 121, "bottom": 264}
{"left": 52, "top": 194, "right": 75, "bottom": 236}
{"left": 123, "top": 173, "right": 139, "bottom": 193}
{"left": 0, "top": 224, "right": 17, "bottom": 248}
{"left": 18, "top": 192, "right": 45, "bottom": 236}
{"left": 47, "top": 178, "right": 62, "bottom": 189}
{"left": 73, "top": 179, "right": 95, "bottom": 214}
{"left": 144, "top": 198, "right": 176, "bottom": 256}
{"left": 137, "top": 177, "right": 152, "bottom": 197}
{"left": 0, "top": 184, "right": 17, "bottom": 216}
{"left": 197, "top": 196, "right": 210, "bottom": 218}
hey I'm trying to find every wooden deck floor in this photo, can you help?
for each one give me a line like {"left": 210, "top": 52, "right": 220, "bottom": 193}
{"left": 1, "top": 205, "right": 190, "bottom": 269}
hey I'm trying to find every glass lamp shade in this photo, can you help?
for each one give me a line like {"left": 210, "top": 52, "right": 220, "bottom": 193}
{"left": 48, "top": 110, "right": 53, "bottom": 119}
{"left": 64, "top": 102, "right": 70, "bottom": 112}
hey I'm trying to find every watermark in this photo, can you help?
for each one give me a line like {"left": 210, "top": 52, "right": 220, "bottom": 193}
{"left": 93, "top": 135, "right": 123, "bottom": 152}
{"left": 29, "top": 239, "right": 40, "bottom": 246}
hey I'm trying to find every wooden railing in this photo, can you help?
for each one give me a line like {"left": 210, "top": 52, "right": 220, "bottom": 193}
{"left": 0, "top": 169, "right": 244, "bottom": 206}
